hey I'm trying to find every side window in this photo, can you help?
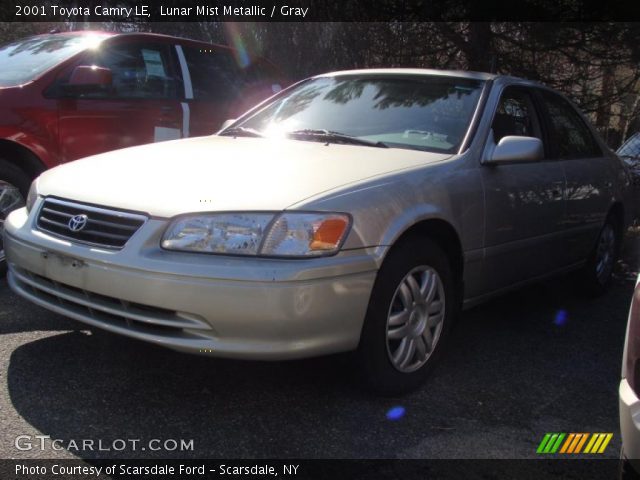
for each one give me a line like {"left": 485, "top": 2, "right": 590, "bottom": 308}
{"left": 491, "top": 87, "right": 542, "bottom": 144}
{"left": 83, "top": 43, "right": 178, "bottom": 99}
{"left": 618, "top": 133, "right": 640, "bottom": 159}
{"left": 539, "top": 90, "right": 602, "bottom": 159}
{"left": 182, "top": 47, "right": 243, "bottom": 101}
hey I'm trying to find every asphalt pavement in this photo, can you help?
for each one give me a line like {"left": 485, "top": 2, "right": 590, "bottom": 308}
{"left": 1, "top": 233, "right": 639, "bottom": 461}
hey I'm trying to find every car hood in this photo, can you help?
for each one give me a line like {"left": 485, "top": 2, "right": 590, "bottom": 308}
{"left": 37, "top": 136, "right": 450, "bottom": 217}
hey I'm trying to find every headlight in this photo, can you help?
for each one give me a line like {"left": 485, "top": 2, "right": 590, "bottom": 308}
{"left": 25, "top": 179, "right": 38, "bottom": 213}
{"left": 161, "top": 213, "right": 273, "bottom": 255}
{"left": 161, "top": 212, "right": 351, "bottom": 257}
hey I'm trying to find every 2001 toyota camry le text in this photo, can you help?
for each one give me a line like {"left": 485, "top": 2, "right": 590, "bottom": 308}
{"left": 3, "top": 69, "right": 632, "bottom": 393}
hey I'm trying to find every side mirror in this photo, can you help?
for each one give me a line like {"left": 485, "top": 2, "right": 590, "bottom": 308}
{"left": 485, "top": 136, "right": 544, "bottom": 165}
{"left": 220, "top": 119, "right": 236, "bottom": 131}
{"left": 61, "top": 65, "right": 112, "bottom": 95}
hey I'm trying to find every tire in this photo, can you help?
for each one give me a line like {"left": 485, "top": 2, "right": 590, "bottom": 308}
{"left": 356, "top": 236, "right": 456, "bottom": 395}
{"left": 0, "top": 158, "right": 30, "bottom": 274}
{"left": 581, "top": 213, "right": 622, "bottom": 296}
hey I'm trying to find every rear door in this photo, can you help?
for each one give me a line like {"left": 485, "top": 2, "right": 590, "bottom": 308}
{"left": 536, "top": 89, "right": 612, "bottom": 265}
{"left": 56, "top": 39, "right": 183, "bottom": 162}
{"left": 176, "top": 44, "right": 284, "bottom": 136}
{"left": 176, "top": 44, "right": 239, "bottom": 137}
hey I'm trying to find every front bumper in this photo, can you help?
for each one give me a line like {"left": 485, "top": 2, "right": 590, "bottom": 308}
{"left": 5, "top": 206, "right": 380, "bottom": 360}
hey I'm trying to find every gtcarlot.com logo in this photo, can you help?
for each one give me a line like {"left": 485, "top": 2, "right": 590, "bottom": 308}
{"left": 536, "top": 433, "right": 613, "bottom": 454}
{"left": 15, "top": 435, "right": 194, "bottom": 452}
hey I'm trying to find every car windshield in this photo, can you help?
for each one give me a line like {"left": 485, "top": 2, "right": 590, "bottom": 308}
{"left": 231, "top": 75, "right": 485, "bottom": 153}
{"left": 618, "top": 132, "right": 640, "bottom": 159}
{"left": 0, "top": 33, "right": 108, "bottom": 87}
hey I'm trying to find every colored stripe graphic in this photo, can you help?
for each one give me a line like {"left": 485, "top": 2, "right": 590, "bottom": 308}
{"left": 584, "top": 433, "right": 614, "bottom": 454}
{"left": 559, "top": 434, "right": 575, "bottom": 453}
{"left": 537, "top": 433, "right": 565, "bottom": 453}
{"left": 550, "top": 433, "right": 565, "bottom": 453}
{"left": 574, "top": 433, "right": 589, "bottom": 453}
{"left": 583, "top": 434, "right": 598, "bottom": 453}
{"left": 544, "top": 434, "right": 559, "bottom": 453}
{"left": 569, "top": 433, "right": 588, "bottom": 453}
{"left": 568, "top": 433, "right": 581, "bottom": 453}
{"left": 597, "top": 433, "right": 613, "bottom": 453}
{"left": 537, "top": 434, "right": 552, "bottom": 453}
{"left": 538, "top": 433, "right": 613, "bottom": 454}
{"left": 591, "top": 434, "right": 606, "bottom": 453}
{"left": 563, "top": 433, "right": 579, "bottom": 453}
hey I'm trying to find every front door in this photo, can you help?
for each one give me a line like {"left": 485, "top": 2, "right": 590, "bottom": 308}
{"left": 480, "top": 86, "right": 566, "bottom": 294}
{"left": 57, "top": 40, "right": 183, "bottom": 162}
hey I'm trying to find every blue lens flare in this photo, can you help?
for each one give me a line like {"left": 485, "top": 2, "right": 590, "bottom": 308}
{"left": 386, "top": 406, "right": 405, "bottom": 421}
{"left": 554, "top": 309, "right": 568, "bottom": 326}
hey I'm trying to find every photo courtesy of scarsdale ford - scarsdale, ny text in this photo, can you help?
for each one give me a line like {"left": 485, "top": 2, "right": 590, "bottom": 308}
{"left": 14, "top": 462, "right": 301, "bottom": 477}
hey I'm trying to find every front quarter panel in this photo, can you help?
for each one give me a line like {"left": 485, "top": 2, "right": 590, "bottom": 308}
{"left": 292, "top": 154, "right": 485, "bottom": 297}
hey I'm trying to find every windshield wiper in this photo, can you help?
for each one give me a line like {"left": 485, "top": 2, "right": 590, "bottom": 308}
{"left": 287, "top": 129, "right": 389, "bottom": 148}
{"left": 219, "top": 127, "right": 265, "bottom": 138}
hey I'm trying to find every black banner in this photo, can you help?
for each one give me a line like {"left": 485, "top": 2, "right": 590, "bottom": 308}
{"left": 0, "top": 459, "right": 624, "bottom": 480}
{"left": 2, "top": 0, "right": 640, "bottom": 22}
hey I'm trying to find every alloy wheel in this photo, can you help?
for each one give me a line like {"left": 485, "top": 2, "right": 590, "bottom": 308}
{"left": 595, "top": 223, "right": 616, "bottom": 285}
{"left": 386, "top": 266, "right": 446, "bottom": 373}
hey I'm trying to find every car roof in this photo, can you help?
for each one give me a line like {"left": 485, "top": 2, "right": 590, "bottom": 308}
{"left": 38, "top": 30, "right": 224, "bottom": 48}
{"left": 317, "top": 68, "right": 543, "bottom": 86}
{"left": 40, "top": 30, "right": 115, "bottom": 38}
{"left": 319, "top": 68, "right": 494, "bottom": 80}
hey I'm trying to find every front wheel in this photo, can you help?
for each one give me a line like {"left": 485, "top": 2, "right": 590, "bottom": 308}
{"left": 356, "top": 237, "right": 455, "bottom": 394}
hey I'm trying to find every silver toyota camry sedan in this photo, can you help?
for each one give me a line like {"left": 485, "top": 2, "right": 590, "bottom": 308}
{"left": 3, "top": 69, "right": 632, "bottom": 393}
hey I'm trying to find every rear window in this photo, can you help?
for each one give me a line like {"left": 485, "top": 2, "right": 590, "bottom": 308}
{"left": 182, "top": 46, "right": 282, "bottom": 103}
{"left": 182, "top": 47, "right": 241, "bottom": 101}
{"left": 539, "top": 90, "right": 602, "bottom": 159}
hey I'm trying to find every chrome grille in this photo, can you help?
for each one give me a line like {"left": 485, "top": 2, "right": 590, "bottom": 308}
{"left": 36, "top": 198, "right": 147, "bottom": 249}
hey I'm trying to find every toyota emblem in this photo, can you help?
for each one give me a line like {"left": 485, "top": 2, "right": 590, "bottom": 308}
{"left": 68, "top": 214, "right": 88, "bottom": 232}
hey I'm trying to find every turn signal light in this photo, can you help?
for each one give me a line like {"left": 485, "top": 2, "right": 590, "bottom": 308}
{"left": 310, "top": 218, "right": 349, "bottom": 250}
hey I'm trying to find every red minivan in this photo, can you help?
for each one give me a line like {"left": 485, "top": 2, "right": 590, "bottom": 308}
{"left": 0, "top": 30, "right": 285, "bottom": 267}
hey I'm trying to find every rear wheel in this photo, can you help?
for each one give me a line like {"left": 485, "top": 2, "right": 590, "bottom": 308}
{"left": 356, "top": 236, "right": 455, "bottom": 394}
{"left": 0, "top": 159, "right": 30, "bottom": 274}
{"left": 582, "top": 213, "right": 621, "bottom": 295}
